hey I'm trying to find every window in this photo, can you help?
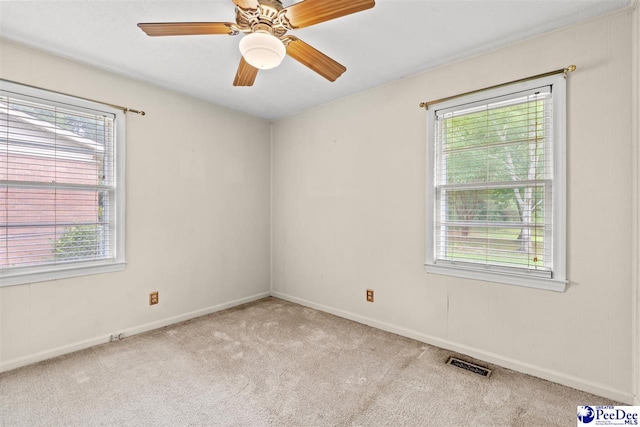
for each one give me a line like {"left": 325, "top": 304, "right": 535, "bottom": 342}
{"left": 425, "top": 74, "right": 566, "bottom": 291}
{"left": 1, "top": 81, "right": 125, "bottom": 286}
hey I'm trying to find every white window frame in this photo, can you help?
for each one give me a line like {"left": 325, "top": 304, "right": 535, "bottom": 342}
{"left": 0, "top": 80, "right": 126, "bottom": 287}
{"left": 425, "top": 74, "right": 566, "bottom": 292}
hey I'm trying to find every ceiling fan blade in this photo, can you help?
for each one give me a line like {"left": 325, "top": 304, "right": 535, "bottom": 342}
{"left": 283, "top": 0, "right": 375, "bottom": 29}
{"left": 138, "top": 22, "right": 236, "bottom": 36}
{"left": 233, "top": 57, "right": 259, "bottom": 86}
{"left": 285, "top": 36, "right": 346, "bottom": 82}
{"left": 232, "top": 0, "right": 259, "bottom": 10}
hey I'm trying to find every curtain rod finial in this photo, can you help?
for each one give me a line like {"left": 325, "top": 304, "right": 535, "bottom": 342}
{"left": 124, "top": 108, "right": 146, "bottom": 116}
{"left": 564, "top": 65, "right": 576, "bottom": 78}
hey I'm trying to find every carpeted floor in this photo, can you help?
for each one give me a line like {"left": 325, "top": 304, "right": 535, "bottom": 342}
{"left": 0, "top": 297, "right": 619, "bottom": 426}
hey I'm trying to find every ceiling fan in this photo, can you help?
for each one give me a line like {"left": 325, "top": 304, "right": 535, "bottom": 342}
{"left": 138, "top": 0, "right": 375, "bottom": 87}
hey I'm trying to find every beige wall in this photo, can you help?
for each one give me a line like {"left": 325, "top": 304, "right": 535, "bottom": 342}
{"left": 0, "top": 39, "right": 272, "bottom": 371}
{"left": 272, "top": 11, "right": 636, "bottom": 403}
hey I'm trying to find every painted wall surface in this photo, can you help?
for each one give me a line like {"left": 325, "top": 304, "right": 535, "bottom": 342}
{"left": 0, "top": 39, "right": 272, "bottom": 371}
{"left": 272, "top": 11, "right": 635, "bottom": 403}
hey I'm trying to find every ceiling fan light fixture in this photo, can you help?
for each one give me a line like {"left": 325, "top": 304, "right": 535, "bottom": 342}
{"left": 239, "top": 31, "right": 286, "bottom": 70}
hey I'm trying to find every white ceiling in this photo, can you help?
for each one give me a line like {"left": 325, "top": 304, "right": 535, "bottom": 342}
{"left": 0, "top": 0, "right": 633, "bottom": 120}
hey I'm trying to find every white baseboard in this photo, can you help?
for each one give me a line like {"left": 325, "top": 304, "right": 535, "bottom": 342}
{"left": 0, "top": 291, "right": 271, "bottom": 374}
{"left": 271, "top": 291, "right": 635, "bottom": 405}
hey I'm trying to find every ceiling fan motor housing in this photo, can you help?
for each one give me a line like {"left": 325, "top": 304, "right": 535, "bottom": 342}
{"left": 235, "top": 0, "right": 290, "bottom": 39}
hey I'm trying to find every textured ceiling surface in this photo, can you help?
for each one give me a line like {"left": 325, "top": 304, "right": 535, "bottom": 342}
{"left": 0, "top": 0, "right": 632, "bottom": 120}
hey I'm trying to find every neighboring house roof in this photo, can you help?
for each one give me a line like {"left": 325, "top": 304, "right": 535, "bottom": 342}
{"left": 0, "top": 103, "right": 105, "bottom": 161}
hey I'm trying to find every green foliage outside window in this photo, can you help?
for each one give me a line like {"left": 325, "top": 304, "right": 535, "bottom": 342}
{"left": 53, "top": 225, "right": 100, "bottom": 261}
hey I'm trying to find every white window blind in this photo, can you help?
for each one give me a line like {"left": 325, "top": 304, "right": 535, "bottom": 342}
{"left": 0, "top": 81, "right": 125, "bottom": 286}
{"left": 425, "top": 74, "right": 566, "bottom": 291}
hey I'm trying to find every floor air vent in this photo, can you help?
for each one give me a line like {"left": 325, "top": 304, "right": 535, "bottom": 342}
{"left": 446, "top": 357, "right": 492, "bottom": 378}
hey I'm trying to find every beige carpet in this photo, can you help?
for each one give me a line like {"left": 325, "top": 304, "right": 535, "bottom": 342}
{"left": 0, "top": 297, "right": 619, "bottom": 426}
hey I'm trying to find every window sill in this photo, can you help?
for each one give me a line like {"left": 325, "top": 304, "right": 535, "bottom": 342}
{"left": 424, "top": 263, "right": 567, "bottom": 292}
{"left": 0, "top": 261, "right": 126, "bottom": 287}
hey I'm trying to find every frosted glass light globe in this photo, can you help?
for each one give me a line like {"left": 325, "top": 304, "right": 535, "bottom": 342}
{"left": 239, "top": 32, "right": 286, "bottom": 70}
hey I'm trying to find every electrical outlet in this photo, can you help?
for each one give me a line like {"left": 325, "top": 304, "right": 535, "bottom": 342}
{"left": 366, "top": 289, "right": 374, "bottom": 302}
{"left": 110, "top": 333, "right": 124, "bottom": 342}
{"left": 149, "top": 291, "right": 159, "bottom": 305}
